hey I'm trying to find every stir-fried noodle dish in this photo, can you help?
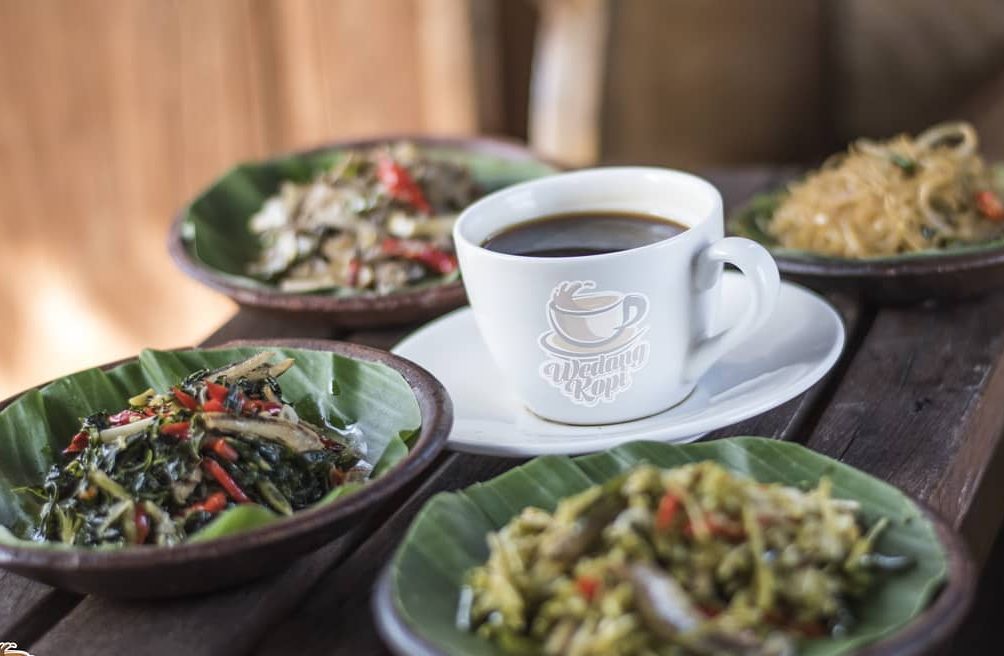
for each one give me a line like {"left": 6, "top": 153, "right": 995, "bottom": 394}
{"left": 765, "top": 122, "right": 1004, "bottom": 258}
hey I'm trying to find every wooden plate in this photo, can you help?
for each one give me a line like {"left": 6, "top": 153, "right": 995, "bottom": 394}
{"left": 729, "top": 187, "right": 1004, "bottom": 305}
{"left": 0, "top": 339, "right": 453, "bottom": 598}
{"left": 168, "top": 135, "right": 558, "bottom": 328}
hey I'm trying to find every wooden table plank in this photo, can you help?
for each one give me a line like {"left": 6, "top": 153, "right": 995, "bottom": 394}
{"left": 0, "top": 572, "right": 79, "bottom": 645}
{"left": 806, "top": 293, "right": 1004, "bottom": 564}
{"left": 30, "top": 529, "right": 373, "bottom": 656}
{"left": 200, "top": 307, "right": 340, "bottom": 346}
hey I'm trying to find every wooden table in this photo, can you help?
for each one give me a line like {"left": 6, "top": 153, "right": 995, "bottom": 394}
{"left": 4, "top": 168, "right": 1004, "bottom": 655}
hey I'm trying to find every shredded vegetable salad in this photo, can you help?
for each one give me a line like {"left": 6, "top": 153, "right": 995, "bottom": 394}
{"left": 462, "top": 462, "right": 912, "bottom": 655}
{"left": 248, "top": 142, "right": 480, "bottom": 294}
{"left": 23, "top": 352, "right": 368, "bottom": 547}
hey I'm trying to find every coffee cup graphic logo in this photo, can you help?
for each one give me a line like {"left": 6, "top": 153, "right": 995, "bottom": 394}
{"left": 539, "top": 281, "right": 651, "bottom": 407}
{"left": 0, "top": 643, "right": 32, "bottom": 656}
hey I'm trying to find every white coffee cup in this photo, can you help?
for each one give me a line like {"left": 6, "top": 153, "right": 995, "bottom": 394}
{"left": 454, "top": 167, "right": 780, "bottom": 425}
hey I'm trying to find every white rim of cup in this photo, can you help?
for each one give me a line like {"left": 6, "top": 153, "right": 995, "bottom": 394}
{"left": 453, "top": 166, "right": 724, "bottom": 263}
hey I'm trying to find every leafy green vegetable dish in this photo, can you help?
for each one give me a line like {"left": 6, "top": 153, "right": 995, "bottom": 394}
{"left": 17, "top": 352, "right": 371, "bottom": 548}
{"left": 462, "top": 461, "right": 912, "bottom": 656}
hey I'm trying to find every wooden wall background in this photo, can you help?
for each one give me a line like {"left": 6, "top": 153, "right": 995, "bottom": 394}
{"left": 3, "top": 0, "right": 1004, "bottom": 397}
{"left": 0, "top": 0, "right": 501, "bottom": 397}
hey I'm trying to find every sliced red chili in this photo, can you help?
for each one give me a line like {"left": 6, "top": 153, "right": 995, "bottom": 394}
{"left": 205, "top": 381, "right": 229, "bottom": 403}
{"left": 62, "top": 431, "right": 90, "bottom": 455}
{"left": 655, "top": 492, "right": 680, "bottom": 532}
{"left": 376, "top": 156, "right": 432, "bottom": 213}
{"left": 976, "top": 190, "right": 1004, "bottom": 221}
{"left": 206, "top": 437, "right": 239, "bottom": 463}
{"left": 347, "top": 257, "right": 361, "bottom": 287}
{"left": 172, "top": 387, "right": 198, "bottom": 411}
{"left": 381, "top": 238, "right": 458, "bottom": 274}
{"left": 203, "top": 459, "right": 250, "bottom": 503}
{"left": 160, "top": 421, "right": 191, "bottom": 439}
{"left": 202, "top": 399, "right": 226, "bottom": 413}
{"left": 706, "top": 514, "right": 746, "bottom": 541}
{"left": 187, "top": 491, "right": 228, "bottom": 515}
{"left": 576, "top": 576, "right": 600, "bottom": 602}
{"left": 134, "top": 506, "right": 151, "bottom": 545}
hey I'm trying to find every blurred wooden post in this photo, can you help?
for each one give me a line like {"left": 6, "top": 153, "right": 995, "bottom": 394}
{"left": 529, "top": 0, "right": 610, "bottom": 166}
{"left": 416, "top": 0, "right": 504, "bottom": 134}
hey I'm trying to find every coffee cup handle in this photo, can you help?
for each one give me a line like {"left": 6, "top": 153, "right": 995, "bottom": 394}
{"left": 683, "top": 237, "right": 780, "bottom": 382}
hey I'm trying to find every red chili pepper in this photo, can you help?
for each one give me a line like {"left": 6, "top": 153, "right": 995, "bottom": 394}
{"left": 376, "top": 156, "right": 432, "bottom": 213}
{"left": 160, "top": 421, "right": 191, "bottom": 440}
{"left": 202, "top": 399, "right": 226, "bottom": 413}
{"left": 142, "top": 407, "right": 156, "bottom": 417}
{"left": 793, "top": 620, "right": 827, "bottom": 638}
{"left": 347, "top": 258, "right": 361, "bottom": 287}
{"left": 682, "top": 513, "right": 744, "bottom": 541}
{"left": 205, "top": 437, "right": 239, "bottom": 463}
{"left": 172, "top": 387, "right": 198, "bottom": 411}
{"left": 245, "top": 399, "right": 281, "bottom": 415}
{"left": 134, "top": 506, "right": 150, "bottom": 545}
{"left": 62, "top": 431, "right": 90, "bottom": 455}
{"left": 976, "top": 190, "right": 1004, "bottom": 221}
{"left": 381, "top": 237, "right": 458, "bottom": 274}
{"left": 203, "top": 459, "right": 250, "bottom": 503}
{"left": 108, "top": 409, "right": 143, "bottom": 426}
{"left": 205, "top": 381, "right": 229, "bottom": 403}
{"left": 187, "top": 491, "right": 228, "bottom": 515}
{"left": 576, "top": 576, "right": 600, "bottom": 601}
{"left": 655, "top": 492, "right": 680, "bottom": 532}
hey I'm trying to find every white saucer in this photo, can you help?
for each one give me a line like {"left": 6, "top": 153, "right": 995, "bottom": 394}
{"left": 392, "top": 272, "right": 845, "bottom": 456}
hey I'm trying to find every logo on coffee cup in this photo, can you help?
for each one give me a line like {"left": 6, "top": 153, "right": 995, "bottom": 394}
{"left": 0, "top": 643, "right": 32, "bottom": 656}
{"left": 539, "top": 281, "right": 650, "bottom": 406}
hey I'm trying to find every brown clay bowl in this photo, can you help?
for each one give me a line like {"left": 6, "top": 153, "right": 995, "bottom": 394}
{"left": 168, "top": 135, "right": 559, "bottom": 328}
{"left": 0, "top": 339, "right": 452, "bottom": 598}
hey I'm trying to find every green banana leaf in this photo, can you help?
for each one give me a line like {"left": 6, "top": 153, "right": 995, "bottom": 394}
{"left": 180, "top": 144, "right": 558, "bottom": 293}
{"left": 389, "top": 437, "right": 947, "bottom": 656}
{"left": 0, "top": 345, "right": 421, "bottom": 550}
{"left": 728, "top": 163, "right": 1004, "bottom": 262}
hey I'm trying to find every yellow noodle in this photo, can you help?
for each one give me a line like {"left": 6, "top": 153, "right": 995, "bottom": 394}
{"left": 768, "top": 122, "right": 1004, "bottom": 257}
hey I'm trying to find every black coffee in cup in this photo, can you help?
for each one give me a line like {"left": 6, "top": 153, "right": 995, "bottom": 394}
{"left": 481, "top": 211, "right": 687, "bottom": 257}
